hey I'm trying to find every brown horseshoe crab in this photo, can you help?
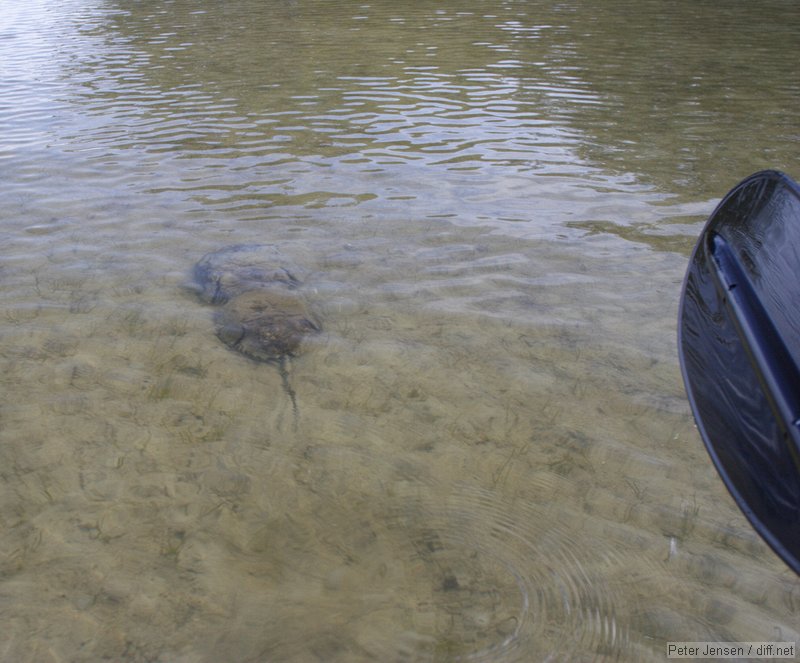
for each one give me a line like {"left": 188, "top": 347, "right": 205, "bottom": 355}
{"left": 193, "top": 244, "right": 320, "bottom": 424}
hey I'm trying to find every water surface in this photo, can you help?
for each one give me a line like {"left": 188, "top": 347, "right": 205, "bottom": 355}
{"left": 1, "top": 1, "right": 799, "bottom": 660}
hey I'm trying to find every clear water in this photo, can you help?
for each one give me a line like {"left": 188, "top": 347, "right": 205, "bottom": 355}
{"left": 1, "top": 1, "right": 798, "bottom": 661}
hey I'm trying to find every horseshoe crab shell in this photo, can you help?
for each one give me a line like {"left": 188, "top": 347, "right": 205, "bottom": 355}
{"left": 193, "top": 243, "right": 320, "bottom": 361}
{"left": 193, "top": 244, "right": 306, "bottom": 305}
{"left": 193, "top": 243, "right": 321, "bottom": 427}
{"left": 214, "top": 288, "right": 320, "bottom": 363}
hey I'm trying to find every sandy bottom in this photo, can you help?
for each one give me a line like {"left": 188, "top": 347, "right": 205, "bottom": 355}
{"left": 0, "top": 220, "right": 797, "bottom": 663}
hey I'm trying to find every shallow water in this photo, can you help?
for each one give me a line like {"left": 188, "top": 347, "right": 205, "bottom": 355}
{"left": 1, "top": 1, "right": 799, "bottom": 661}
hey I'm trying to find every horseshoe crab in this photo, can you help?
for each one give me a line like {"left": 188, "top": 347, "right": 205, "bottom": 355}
{"left": 193, "top": 244, "right": 320, "bottom": 424}
{"left": 193, "top": 243, "right": 304, "bottom": 305}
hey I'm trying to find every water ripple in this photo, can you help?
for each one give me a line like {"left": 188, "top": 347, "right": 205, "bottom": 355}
{"left": 2, "top": 0, "right": 683, "bottom": 241}
{"left": 239, "top": 443, "right": 634, "bottom": 662}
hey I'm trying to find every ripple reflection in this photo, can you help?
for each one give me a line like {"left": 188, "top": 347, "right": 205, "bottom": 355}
{"left": 226, "top": 443, "right": 632, "bottom": 662}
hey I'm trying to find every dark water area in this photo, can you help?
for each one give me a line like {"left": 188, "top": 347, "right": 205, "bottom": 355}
{"left": 1, "top": 1, "right": 798, "bottom": 661}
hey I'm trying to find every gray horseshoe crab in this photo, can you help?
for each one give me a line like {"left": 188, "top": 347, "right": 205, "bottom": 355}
{"left": 193, "top": 244, "right": 320, "bottom": 424}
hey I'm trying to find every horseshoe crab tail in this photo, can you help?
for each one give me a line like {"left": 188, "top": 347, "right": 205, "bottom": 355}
{"left": 278, "top": 355, "right": 299, "bottom": 429}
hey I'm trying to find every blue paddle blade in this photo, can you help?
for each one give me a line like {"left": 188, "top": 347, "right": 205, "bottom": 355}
{"left": 679, "top": 170, "right": 800, "bottom": 575}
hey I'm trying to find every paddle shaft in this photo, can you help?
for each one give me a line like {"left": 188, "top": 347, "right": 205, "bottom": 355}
{"left": 708, "top": 231, "right": 800, "bottom": 471}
